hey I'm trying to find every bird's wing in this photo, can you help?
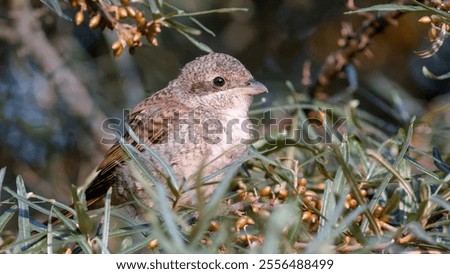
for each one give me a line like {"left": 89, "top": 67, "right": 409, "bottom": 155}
{"left": 84, "top": 90, "right": 175, "bottom": 208}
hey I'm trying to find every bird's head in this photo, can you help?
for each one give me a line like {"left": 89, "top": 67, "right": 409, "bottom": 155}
{"left": 171, "top": 53, "right": 268, "bottom": 111}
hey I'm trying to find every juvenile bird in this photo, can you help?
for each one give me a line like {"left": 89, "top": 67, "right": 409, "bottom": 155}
{"left": 84, "top": 53, "right": 268, "bottom": 217}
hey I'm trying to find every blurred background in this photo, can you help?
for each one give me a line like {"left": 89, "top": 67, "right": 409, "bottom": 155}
{"left": 0, "top": 0, "right": 448, "bottom": 205}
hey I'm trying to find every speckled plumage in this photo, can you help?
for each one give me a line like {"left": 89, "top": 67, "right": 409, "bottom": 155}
{"left": 85, "top": 53, "right": 268, "bottom": 217}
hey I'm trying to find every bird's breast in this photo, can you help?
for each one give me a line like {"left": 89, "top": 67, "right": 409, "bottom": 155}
{"left": 160, "top": 110, "right": 252, "bottom": 181}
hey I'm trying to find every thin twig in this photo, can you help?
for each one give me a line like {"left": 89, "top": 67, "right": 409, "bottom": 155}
{"left": 310, "top": 0, "right": 408, "bottom": 98}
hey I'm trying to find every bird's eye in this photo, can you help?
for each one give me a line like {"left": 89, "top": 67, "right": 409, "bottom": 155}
{"left": 213, "top": 76, "right": 225, "bottom": 87}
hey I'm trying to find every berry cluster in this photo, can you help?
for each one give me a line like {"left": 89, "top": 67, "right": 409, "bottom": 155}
{"left": 70, "top": 0, "right": 161, "bottom": 57}
{"left": 417, "top": 0, "right": 450, "bottom": 57}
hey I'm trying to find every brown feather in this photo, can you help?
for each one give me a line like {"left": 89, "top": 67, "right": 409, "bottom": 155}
{"left": 84, "top": 88, "right": 181, "bottom": 208}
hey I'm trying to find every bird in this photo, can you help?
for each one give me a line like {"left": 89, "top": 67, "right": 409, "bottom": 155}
{"left": 82, "top": 52, "right": 268, "bottom": 218}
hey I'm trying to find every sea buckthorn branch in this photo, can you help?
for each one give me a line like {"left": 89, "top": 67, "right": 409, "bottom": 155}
{"left": 311, "top": 0, "right": 407, "bottom": 99}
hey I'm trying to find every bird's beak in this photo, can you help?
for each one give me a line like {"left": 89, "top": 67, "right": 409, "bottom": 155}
{"left": 237, "top": 79, "right": 268, "bottom": 96}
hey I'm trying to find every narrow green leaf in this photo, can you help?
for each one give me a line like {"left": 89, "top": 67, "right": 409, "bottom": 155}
{"left": 166, "top": 19, "right": 202, "bottom": 35}
{"left": 74, "top": 235, "right": 93, "bottom": 254}
{"left": 407, "top": 222, "right": 437, "bottom": 245}
{"left": 262, "top": 203, "right": 299, "bottom": 253}
{"left": 429, "top": 196, "right": 450, "bottom": 212}
{"left": 403, "top": 154, "right": 440, "bottom": 180}
{"left": 154, "top": 180, "right": 184, "bottom": 250}
{"left": 176, "top": 29, "right": 213, "bottom": 53}
{"left": 118, "top": 138, "right": 161, "bottom": 186}
{"left": 306, "top": 186, "right": 351, "bottom": 253}
{"left": 16, "top": 176, "right": 31, "bottom": 249}
{"left": 189, "top": 167, "right": 236, "bottom": 246}
{"left": 432, "top": 147, "right": 450, "bottom": 174}
{"left": 168, "top": 8, "right": 248, "bottom": 18}
{"left": 51, "top": 207, "right": 78, "bottom": 232}
{"left": 46, "top": 205, "right": 54, "bottom": 254}
{"left": 109, "top": 224, "right": 152, "bottom": 238}
{"left": 30, "top": 192, "right": 76, "bottom": 216}
{"left": 335, "top": 205, "right": 366, "bottom": 234}
{"left": 318, "top": 179, "right": 334, "bottom": 234}
{"left": 383, "top": 191, "right": 401, "bottom": 216}
{"left": 0, "top": 205, "right": 17, "bottom": 232}
{"left": 40, "top": 0, "right": 72, "bottom": 20}
{"left": 426, "top": 219, "right": 450, "bottom": 229}
{"left": 323, "top": 109, "right": 342, "bottom": 146}
{"left": 408, "top": 200, "right": 428, "bottom": 223}
{"left": 70, "top": 184, "right": 79, "bottom": 203}
{"left": 345, "top": 4, "right": 427, "bottom": 14}
{"left": 190, "top": 17, "right": 216, "bottom": 37}
{"left": 331, "top": 144, "right": 380, "bottom": 235}
{"left": 352, "top": 140, "right": 371, "bottom": 176}
{"left": 316, "top": 160, "right": 334, "bottom": 180}
{"left": 101, "top": 187, "right": 113, "bottom": 254}
{"left": 125, "top": 124, "right": 180, "bottom": 194}
{"left": 0, "top": 167, "right": 6, "bottom": 201}
{"left": 3, "top": 187, "right": 52, "bottom": 217}
{"left": 367, "top": 150, "right": 416, "bottom": 201}
{"left": 320, "top": 147, "right": 349, "bottom": 233}
{"left": 75, "top": 201, "right": 94, "bottom": 235}
{"left": 420, "top": 184, "right": 431, "bottom": 204}
{"left": 362, "top": 117, "right": 416, "bottom": 233}
{"left": 71, "top": 185, "right": 93, "bottom": 235}
{"left": 148, "top": 0, "right": 161, "bottom": 16}
{"left": 0, "top": 231, "right": 47, "bottom": 254}
{"left": 127, "top": 161, "right": 187, "bottom": 253}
